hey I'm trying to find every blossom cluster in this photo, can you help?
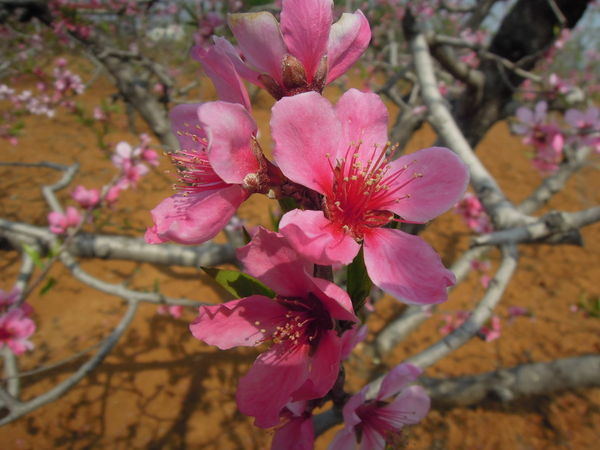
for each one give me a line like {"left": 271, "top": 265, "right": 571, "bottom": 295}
{"left": 0, "top": 288, "right": 35, "bottom": 356}
{"left": 47, "top": 135, "right": 158, "bottom": 235}
{"left": 0, "top": 58, "right": 85, "bottom": 145}
{"left": 513, "top": 101, "right": 600, "bottom": 173}
{"left": 145, "top": 1, "right": 469, "bottom": 448}
{"left": 454, "top": 192, "right": 492, "bottom": 234}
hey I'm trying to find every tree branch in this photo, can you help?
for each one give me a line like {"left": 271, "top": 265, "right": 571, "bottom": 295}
{"left": 0, "top": 219, "right": 235, "bottom": 268}
{"left": 374, "top": 245, "right": 491, "bottom": 357}
{"left": 422, "top": 354, "right": 600, "bottom": 407}
{"left": 472, "top": 206, "right": 600, "bottom": 247}
{"left": 404, "top": 245, "right": 518, "bottom": 370}
{"left": 407, "top": 21, "right": 528, "bottom": 229}
{"left": 518, "top": 147, "right": 592, "bottom": 215}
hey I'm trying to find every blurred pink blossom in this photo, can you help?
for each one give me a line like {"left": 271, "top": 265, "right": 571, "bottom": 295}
{"left": 48, "top": 206, "right": 82, "bottom": 234}
{"left": 72, "top": 185, "right": 101, "bottom": 209}
{"left": 455, "top": 193, "right": 493, "bottom": 233}
{"left": 157, "top": 305, "right": 184, "bottom": 319}
{"left": 0, "top": 308, "right": 36, "bottom": 355}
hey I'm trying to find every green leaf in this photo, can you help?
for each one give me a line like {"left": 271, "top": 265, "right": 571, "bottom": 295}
{"left": 40, "top": 277, "right": 57, "bottom": 296}
{"left": 23, "top": 244, "right": 44, "bottom": 269}
{"left": 202, "top": 267, "right": 276, "bottom": 299}
{"left": 347, "top": 247, "right": 373, "bottom": 312}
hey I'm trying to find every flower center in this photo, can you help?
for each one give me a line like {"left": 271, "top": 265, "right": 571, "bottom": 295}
{"left": 324, "top": 143, "right": 420, "bottom": 240}
{"left": 258, "top": 294, "right": 332, "bottom": 348}
{"left": 170, "top": 126, "right": 229, "bottom": 195}
{"left": 0, "top": 326, "right": 15, "bottom": 341}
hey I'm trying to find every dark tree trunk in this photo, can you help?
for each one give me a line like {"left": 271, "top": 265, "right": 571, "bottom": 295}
{"left": 455, "top": 0, "right": 591, "bottom": 147}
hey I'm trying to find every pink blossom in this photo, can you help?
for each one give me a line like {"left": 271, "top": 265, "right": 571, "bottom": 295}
{"left": 513, "top": 101, "right": 548, "bottom": 135}
{"left": 508, "top": 306, "right": 530, "bottom": 322}
{"left": 513, "top": 102, "right": 565, "bottom": 172}
{"left": 48, "top": 206, "right": 82, "bottom": 234}
{"left": 565, "top": 106, "right": 600, "bottom": 152}
{"left": 92, "top": 106, "right": 107, "bottom": 121}
{"left": 548, "top": 73, "right": 572, "bottom": 96}
{"left": 340, "top": 323, "right": 368, "bottom": 360}
{"left": 471, "top": 258, "right": 492, "bottom": 288}
{"left": 194, "top": 12, "right": 225, "bottom": 47}
{"left": 438, "top": 80, "right": 448, "bottom": 96}
{"left": 190, "top": 228, "right": 357, "bottom": 428}
{"left": 157, "top": 304, "right": 184, "bottom": 319}
{"left": 111, "top": 141, "right": 150, "bottom": 188}
{"left": 528, "top": 124, "right": 565, "bottom": 173}
{"left": 145, "top": 99, "right": 269, "bottom": 245}
{"left": 438, "top": 311, "right": 470, "bottom": 336}
{"left": 272, "top": 90, "right": 469, "bottom": 305}
{"left": 329, "top": 363, "right": 430, "bottom": 450}
{"left": 479, "top": 316, "right": 501, "bottom": 342}
{"left": 439, "top": 312, "right": 501, "bottom": 342}
{"left": 146, "top": 30, "right": 274, "bottom": 245}
{"left": 479, "top": 274, "right": 491, "bottom": 289}
{"left": 470, "top": 259, "right": 491, "bottom": 273}
{"left": 455, "top": 193, "right": 493, "bottom": 233}
{"left": 141, "top": 149, "right": 159, "bottom": 167}
{"left": 190, "top": 39, "right": 252, "bottom": 110}
{"left": 223, "top": 0, "right": 371, "bottom": 99}
{"left": 272, "top": 401, "right": 314, "bottom": 450}
{"left": 0, "top": 308, "right": 36, "bottom": 355}
{"left": 105, "top": 185, "right": 122, "bottom": 205}
{"left": 72, "top": 185, "right": 101, "bottom": 209}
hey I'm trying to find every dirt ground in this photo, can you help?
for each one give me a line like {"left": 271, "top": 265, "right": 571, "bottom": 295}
{"left": 1, "top": 67, "right": 599, "bottom": 449}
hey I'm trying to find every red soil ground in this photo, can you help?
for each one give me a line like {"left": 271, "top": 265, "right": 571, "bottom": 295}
{"left": 1, "top": 70, "right": 599, "bottom": 449}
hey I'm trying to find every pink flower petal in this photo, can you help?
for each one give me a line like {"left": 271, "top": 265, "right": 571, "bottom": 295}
{"left": 361, "top": 426, "right": 386, "bottom": 450}
{"left": 213, "top": 36, "right": 264, "bottom": 86}
{"left": 340, "top": 324, "right": 368, "bottom": 359}
{"left": 228, "top": 12, "right": 287, "bottom": 84}
{"left": 145, "top": 186, "right": 248, "bottom": 245}
{"left": 271, "top": 92, "right": 342, "bottom": 193}
{"left": 377, "top": 363, "right": 422, "bottom": 401}
{"left": 326, "top": 10, "right": 371, "bottom": 83}
{"left": 380, "top": 385, "right": 431, "bottom": 426}
{"left": 190, "top": 296, "right": 286, "bottom": 349}
{"left": 310, "top": 277, "right": 357, "bottom": 322}
{"left": 114, "top": 141, "right": 133, "bottom": 160}
{"left": 387, "top": 147, "right": 469, "bottom": 223}
{"left": 169, "top": 103, "right": 206, "bottom": 150}
{"left": 291, "top": 330, "right": 341, "bottom": 400}
{"left": 328, "top": 428, "right": 356, "bottom": 450}
{"left": 516, "top": 106, "right": 534, "bottom": 125}
{"left": 65, "top": 206, "right": 81, "bottom": 227}
{"left": 191, "top": 44, "right": 251, "bottom": 111}
{"left": 272, "top": 414, "right": 314, "bottom": 450}
{"left": 335, "top": 88, "right": 388, "bottom": 165}
{"left": 280, "top": 0, "right": 332, "bottom": 81}
{"left": 363, "top": 228, "right": 455, "bottom": 304}
{"left": 342, "top": 388, "right": 368, "bottom": 428}
{"left": 236, "top": 227, "right": 314, "bottom": 298}
{"left": 279, "top": 209, "right": 360, "bottom": 266}
{"left": 237, "top": 343, "right": 310, "bottom": 428}
{"left": 197, "top": 101, "right": 259, "bottom": 184}
{"left": 48, "top": 211, "right": 66, "bottom": 234}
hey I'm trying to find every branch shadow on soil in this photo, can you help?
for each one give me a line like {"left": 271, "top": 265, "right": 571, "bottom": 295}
{"left": 15, "top": 313, "right": 268, "bottom": 449}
